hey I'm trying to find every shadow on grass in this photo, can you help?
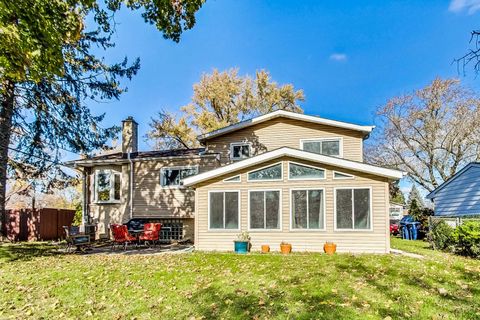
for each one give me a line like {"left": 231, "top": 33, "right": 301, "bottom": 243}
{"left": 0, "top": 242, "right": 62, "bottom": 262}
{"left": 188, "top": 283, "right": 362, "bottom": 319}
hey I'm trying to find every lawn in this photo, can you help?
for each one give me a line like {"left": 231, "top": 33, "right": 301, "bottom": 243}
{"left": 0, "top": 238, "right": 479, "bottom": 319}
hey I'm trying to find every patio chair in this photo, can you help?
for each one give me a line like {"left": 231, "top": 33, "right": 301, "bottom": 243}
{"left": 110, "top": 224, "right": 137, "bottom": 250}
{"left": 63, "top": 226, "right": 90, "bottom": 253}
{"left": 139, "top": 223, "right": 162, "bottom": 247}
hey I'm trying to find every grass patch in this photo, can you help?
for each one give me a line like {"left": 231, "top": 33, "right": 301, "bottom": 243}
{"left": 0, "top": 238, "right": 479, "bottom": 319}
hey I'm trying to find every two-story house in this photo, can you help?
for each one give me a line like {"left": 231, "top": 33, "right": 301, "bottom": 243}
{"left": 68, "top": 110, "right": 404, "bottom": 253}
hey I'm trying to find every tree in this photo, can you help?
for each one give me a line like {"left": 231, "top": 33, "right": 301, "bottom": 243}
{"left": 389, "top": 180, "right": 405, "bottom": 205}
{"left": 457, "top": 30, "right": 480, "bottom": 75}
{"left": 148, "top": 68, "right": 305, "bottom": 149}
{"left": 0, "top": 0, "right": 205, "bottom": 236}
{"left": 407, "top": 185, "right": 424, "bottom": 209}
{"left": 366, "top": 78, "right": 480, "bottom": 192}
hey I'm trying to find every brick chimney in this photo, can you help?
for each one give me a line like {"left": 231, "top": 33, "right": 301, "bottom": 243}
{"left": 122, "top": 116, "right": 138, "bottom": 154}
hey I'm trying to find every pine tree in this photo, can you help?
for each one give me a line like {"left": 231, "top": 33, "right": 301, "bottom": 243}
{"left": 407, "top": 185, "right": 424, "bottom": 209}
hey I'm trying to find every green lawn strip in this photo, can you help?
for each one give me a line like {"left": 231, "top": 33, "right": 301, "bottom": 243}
{"left": 0, "top": 241, "right": 479, "bottom": 319}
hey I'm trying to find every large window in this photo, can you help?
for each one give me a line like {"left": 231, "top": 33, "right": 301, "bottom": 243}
{"left": 209, "top": 191, "right": 240, "bottom": 230}
{"left": 160, "top": 166, "right": 198, "bottom": 187}
{"left": 335, "top": 188, "right": 371, "bottom": 230}
{"left": 291, "top": 189, "right": 325, "bottom": 230}
{"left": 248, "top": 163, "right": 282, "bottom": 181}
{"left": 249, "top": 190, "right": 281, "bottom": 230}
{"left": 230, "top": 142, "right": 251, "bottom": 160}
{"left": 95, "top": 169, "right": 121, "bottom": 203}
{"left": 289, "top": 162, "right": 325, "bottom": 180}
{"left": 301, "top": 138, "right": 341, "bottom": 157}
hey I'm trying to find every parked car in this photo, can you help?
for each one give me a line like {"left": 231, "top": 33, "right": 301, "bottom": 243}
{"left": 390, "top": 220, "right": 400, "bottom": 236}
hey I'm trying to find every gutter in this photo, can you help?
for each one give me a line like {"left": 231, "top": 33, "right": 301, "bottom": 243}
{"left": 65, "top": 153, "right": 220, "bottom": 167}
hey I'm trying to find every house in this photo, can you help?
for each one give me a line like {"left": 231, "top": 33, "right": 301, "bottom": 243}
{"left": 426, "top": 162, "right": 480, "bottom": 216}
{"left": 389, "top": 202, "right": 406, "bottom": 221}
{"left": 67, "top": 110, "right": 404, "bottom": 253}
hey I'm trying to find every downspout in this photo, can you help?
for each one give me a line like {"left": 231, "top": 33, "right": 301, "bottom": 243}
{"left": 128, "top": 152, "right": 133, "bottom": 220}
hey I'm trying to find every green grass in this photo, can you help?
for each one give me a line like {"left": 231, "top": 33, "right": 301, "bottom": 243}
{"left": 0, "top": 238, "right": 479, "bottom": 319}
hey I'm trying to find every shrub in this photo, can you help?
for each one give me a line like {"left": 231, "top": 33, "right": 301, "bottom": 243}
{"left": 452, "top": 221, "right": 480, "bottom": 258}
{"left": 428, "top": 221, "right": 454, "bottom": 251}
{"left": 411, "top": 207, "right": 434, "bottom": 239}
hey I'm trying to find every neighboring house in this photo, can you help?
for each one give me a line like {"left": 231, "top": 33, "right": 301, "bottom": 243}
{"left": 389, "top": 202, "right": 406, "bottom": 221}
{"left": 67, "top": 110, "right": 404, "bottom": 253}
{"left": 426, "top": 162, "right": 480, "bottom": 216}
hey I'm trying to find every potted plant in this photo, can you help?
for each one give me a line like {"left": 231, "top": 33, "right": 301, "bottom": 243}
{"left": 324, "top": 241, "right": 337, "bottom": 255}
{"left": 261, "top": 244, "right": 270, "bottom": 253}
{"left": 280, "top": 241, "right": 292, "bottom": 254}
{"left": 234, "top": 231, "right": 251, "bottom": 254}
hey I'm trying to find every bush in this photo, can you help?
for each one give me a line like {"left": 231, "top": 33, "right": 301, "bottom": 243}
{"left": 411, "top": 207, "right": 434, "bottom": 239}
{"left": 428, "top": 221, "right": 454, "bottom": 251}
{"left": 452, "top": 221, "right": 480, "bottom": 258}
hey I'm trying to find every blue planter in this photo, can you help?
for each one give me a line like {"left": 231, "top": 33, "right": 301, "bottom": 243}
{"left": 234, "top": 241, "right": 249, "bottom": 254}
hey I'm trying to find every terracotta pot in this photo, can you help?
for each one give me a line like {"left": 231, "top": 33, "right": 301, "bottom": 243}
{"left": 261, "top": 245, "right": 270, "bottom": 253}
{"left": 324, "top": 242, "right": 337, "bottom": 255}
{"left": 280, "top": 243, "right": 292, "bottom": 254}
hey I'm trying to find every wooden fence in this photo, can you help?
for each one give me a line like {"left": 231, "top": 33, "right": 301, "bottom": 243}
{"left": 2, "top": 208, "right": 75, "bottom": 241}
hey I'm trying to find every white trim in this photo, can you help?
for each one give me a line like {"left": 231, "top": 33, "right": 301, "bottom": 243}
{"left": 197, "top": 110, "right": 375, "bottom": 142}
{"left": 247, "top": 189, "right": 282, "bottom": 232}
{"left": 333, "top": 186, "right": 374, "bottom": 232}
{"left": 299, "top": 137, "right": 344, "bottom": 158}
{"left": 287, "top": 161, "right": 326, "bottom": 180}
{"left": 229, "top": 142, "right": 252, "bottom": 161}
{"left": 207, "top": 190, "right": 241, "bottom": 232}
{"left": 94, "top": 169, "right": 121, "bottom": 204}
{"left": 333, "top": 170, "right": 355, "bottom": 180}
{"left": 289, "top": 188, "right": 327, "bottom": 231}
{"left": 246, "top": 162, "right": 283, "bottom": 182}
{"left": 160, "top": 165, "right": 199, "bottom": 188}
{"left": 223, "top": 175, "right": 241, "bottom": 183}
{"left": 183, "top": 147, "right": 405, "bottom": 186}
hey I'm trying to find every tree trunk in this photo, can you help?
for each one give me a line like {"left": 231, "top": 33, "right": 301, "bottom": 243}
{"left": 0, "top": 79, "right": 15, "bottom": 237}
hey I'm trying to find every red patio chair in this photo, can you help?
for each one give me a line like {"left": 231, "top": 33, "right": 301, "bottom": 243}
{"left": 139, "top": 223, "right": 162, "bottom": 247}
{"left": 111, "top": 224, "right": 137, "bottom": 250}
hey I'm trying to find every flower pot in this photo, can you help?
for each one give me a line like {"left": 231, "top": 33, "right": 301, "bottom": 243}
{"left": 234, "top": 240, "right": 249, "bottom": 254}
{"left": 261, "top": 245, "right": 270, "bottom": 253}
{"left": 324, "top": 242, "right": 337, "bottom": 255}
{"left": 280, "top": 243, "right": 292, "bottom": 254}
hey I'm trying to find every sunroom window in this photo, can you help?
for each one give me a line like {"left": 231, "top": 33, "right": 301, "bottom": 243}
{"left": 249, "top": 190, "right": 280, "bottom": 229}
{"left": 209, "top": 191, "right": 239, "bottom": 229}
{"left": 336, "top": 188, "right": 371, "bottom": 230}
{"left": 289, "top": 163, "right": 325, "bottom": 179}
{"left": 95, "top": 169, "right": 121, "bottom": 202}
{"left": 333, "top": 171, "right": 354, "bottom": 179}
{"left": 230, "top": 143, "right": 251, "bottom": 160}
{"left": 161, "top": 166, "right": 198, "bottom": 187}
{"left": 302, "top": 138, "right": 341, "bottom": 157}
{"left": 291, "top": 189, "right": 324, "bottom": 229}
{"left": 248, "top": 163, "right": 282, "bottom": 181}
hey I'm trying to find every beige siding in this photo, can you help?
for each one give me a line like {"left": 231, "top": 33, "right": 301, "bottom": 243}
{"left": 194, "top": 157, "right": 390, "bottom": 253}
{"left": 87, "top": 156, "right": 220, "bottom": 238}
{"left": 205, "top": 117, "right": 365, "bottom": 163}
{"left": 88, "top": 164, "right": 130, "bottom": 238}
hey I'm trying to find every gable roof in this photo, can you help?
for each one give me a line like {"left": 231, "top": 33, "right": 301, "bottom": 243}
{"left": 197, "top": 110, "right": 375, "bottom": 143}
{"left": 426, "top": 162, "right": 480, "bottom": 199}
{"left": 183, "top": 147, "right": 404, "bottom": 186}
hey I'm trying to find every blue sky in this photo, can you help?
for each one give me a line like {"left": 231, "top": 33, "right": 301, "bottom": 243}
{"left": 84, "top": 0, "right": 480, "bottom": 193}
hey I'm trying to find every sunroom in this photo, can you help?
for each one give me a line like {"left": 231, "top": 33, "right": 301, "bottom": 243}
{"left": 183, "top": 147, "right": 403, "bottom": 253}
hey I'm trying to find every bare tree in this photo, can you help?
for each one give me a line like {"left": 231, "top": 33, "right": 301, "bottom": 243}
{"left": 366, "top": 78, "right": 480, "bottom": 192}
{"left": 457, "top": 30, "right": 480, "bottom": 75}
